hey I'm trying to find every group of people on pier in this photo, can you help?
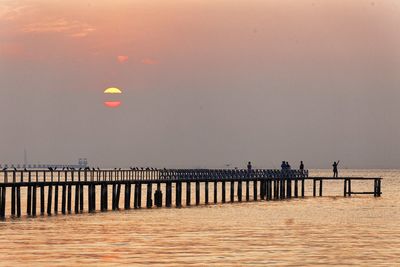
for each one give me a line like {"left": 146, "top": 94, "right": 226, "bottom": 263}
{"left": 248, "top": 160, "right": 340, "bottom": 177}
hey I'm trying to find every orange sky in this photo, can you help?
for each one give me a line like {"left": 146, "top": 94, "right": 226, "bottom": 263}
{"left": 0, "top": 0, "right": 399, "bottom": 168}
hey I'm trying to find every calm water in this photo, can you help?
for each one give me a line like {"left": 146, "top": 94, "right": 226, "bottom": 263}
{"left": 0, "top": 169, "right": 399, "bottom": 266}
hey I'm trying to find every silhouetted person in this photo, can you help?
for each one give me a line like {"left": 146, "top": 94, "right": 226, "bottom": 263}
{"left": 247, "top": 161, "right": 252, "bottom": 172}
{"left": 333, "top": 160, "right": 340, "bottom": 178}
{"left": 299, "top": 161, "right": 304, "bottom": 170}
{"left": 286, "top": 162, "right": 291, "bottom": 170}
{"left": 281, "top": 161, "right": 286, "bottom": 170}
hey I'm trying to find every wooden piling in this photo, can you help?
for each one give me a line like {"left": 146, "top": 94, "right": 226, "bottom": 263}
{"left": 237, "top": 181, "right": 242, "bottom": 202}
{"left": 116, "top": 184, "right": 121, "bottom": 209}
{"left": 348, "top": 180, "right": 352, "bottom": 197}
{"left": 319, "top": 179, "right": 323, "bottom": 197}
{"left": 54, "top": 185, "right": 58, "bottom": 214}
{"left": 186, "top": 182, "right": 191, "bottom": 206}
{"left": 125, "top": 184, "right": 131, "bottom": 210}
{"left": 287, "top": 179, "right": 291, "bottom": 198}
{"left": 61, "top": 185, "right": 66, "bottom": 214}
{"left": 40, "top": 185, "right": 45, "bottom": 215}
{"left": 16, "top": 186, "right": 21, "bottom": 217}
{"left": 205, "top": 181, "right": 209, "bottom": 205}
{"left": 222, "top": 181, "right": 226, "bottom": 203}
{"left": 47, "top": 185, "right": 52, "bottom": 215}
{"left": 92, "top": 184, "right": 96, "bottom": 211}
{"left": 80, "top": 184, "right": 84, "bottom": 212}
{"left": 260, "top": 181, "right": 265, "bottom": 200}
{"left": 67, "top": 184, "right": 72, "bottom": 213}
{"left": 253, "top": 180, "right": 258, "bottom": 201}
{"left": 0, "top": 187, "right": 4, "bottom": 219}
{"left": 74, "top": 185, "right": 80, "bottom": 214}
{"left": 195, "top": 181, "right": 200, "bottom": 206}
{"left": 112, "top": 184, "right": 117, "bottom": 210}
{"left": 214, "top": 181, "right": 218, "bottom": 204}
{"left": 230, "top": 181, "right": 235, "bottom": 203}
{"left": 165, "top": 182, "right": 172, "bottom": 208}
{"left": 313, "top": 179, "right": 316, "bottom": 197}
{"left": 146, "top": 183, "right": 152, "bottom": 208}
{"left": 27, "top": 186, "right": 32, "bottom": 216}
{"left": 32, "top": 185, "right": 37, "bottom": 216}
{"left": 301, "top": 179, "right": 305, "bottom": 198}
{"left": 11, "top": 185, "right": 16, "bottom": 216}
{"left": 294, "top": 179, "right": 299, "bottom": 198}
{"left": 176, "top": 182, "right": 182, "bottom": 208}
{"left": 246, "top": 181, "right": 250, "bottom": 201}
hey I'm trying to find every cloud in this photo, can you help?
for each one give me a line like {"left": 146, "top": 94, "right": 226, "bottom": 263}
{"left": 141, "top": 58, "right": 159, "bottom": 65}
{"left": 20, "top": 18, "right": 95, "bottom": 37}
{"left": 0, "top": 3, "right": 34, "bottom": 21}
{"left": 117, "top": 55, "right": 129, "bottom": 63}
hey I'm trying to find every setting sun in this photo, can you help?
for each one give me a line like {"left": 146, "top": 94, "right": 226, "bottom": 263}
{"left": 104, "top": 87, "right": 122, "bottom": 94}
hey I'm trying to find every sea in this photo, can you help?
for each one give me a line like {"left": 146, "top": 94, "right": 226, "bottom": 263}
{"left": 0, "top": 169, "right": 399, "bottom": 266}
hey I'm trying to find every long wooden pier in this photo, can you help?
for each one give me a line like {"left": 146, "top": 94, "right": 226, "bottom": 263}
{"left": 0, "top": 169, "right": 382, "bottom": 219}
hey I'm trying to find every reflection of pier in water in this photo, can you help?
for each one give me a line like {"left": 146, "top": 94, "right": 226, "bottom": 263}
{"left": 0, "top": 169, "right": 382, "bottom": 219}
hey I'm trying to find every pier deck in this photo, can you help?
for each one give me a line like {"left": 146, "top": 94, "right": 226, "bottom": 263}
{"left": 0, "top": 169, "right": 382, "bottom": 219}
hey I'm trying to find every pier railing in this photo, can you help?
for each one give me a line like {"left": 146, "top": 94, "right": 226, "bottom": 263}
{"left": 0, "top": 169, "right": 308, "bottom": 184}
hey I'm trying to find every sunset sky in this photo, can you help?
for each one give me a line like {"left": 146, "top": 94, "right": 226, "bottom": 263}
{"left": 1, "top": 0, "right": 399, "bottom": 168}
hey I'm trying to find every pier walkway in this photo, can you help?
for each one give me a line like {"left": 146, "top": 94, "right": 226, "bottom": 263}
{"left": 0, "top": 169, "right": 382, "bottom": 219}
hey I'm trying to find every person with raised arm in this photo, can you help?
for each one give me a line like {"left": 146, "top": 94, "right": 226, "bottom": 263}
{"left": 332, "top": 160, "right": 340, "bottom": 178}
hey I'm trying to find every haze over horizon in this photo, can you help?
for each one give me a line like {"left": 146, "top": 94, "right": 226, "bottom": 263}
{"left": 1, "top": 0, "right": 399, "bottom": 169}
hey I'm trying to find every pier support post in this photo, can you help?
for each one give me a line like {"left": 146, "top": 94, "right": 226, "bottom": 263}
{"left": 377, "top": 179, "right": 381, "bottom": 197}
{"left": 313, "top": 179, "right": 316, "bottom": 197}
{"left": 54, "top": 185, "right": 59, "bottom": 214}
{"left": 319, "top": 180, "right": 323, "bottom": 197}
{"left": 230, "top": 181, "right": 235, "bottom": 203}
{"left": 101, "top": 184, "right": 108, "bottom": 211}
{"left": 0, "top": 187, "right": 5, "bottom": 219}
{"left": 294, "top": 179, "right": 299, "bottom": 198}
{"left": 75, "top": 184, "right": 80, "bottom": 214}
{"left": 287, "top": 179, "right": 291, "bottom": 198}
{"left": 116, "top": 184, "right": 121, "bottom": 209}
{"left": 125, "top": 184, "right": 131, "bottom": 210}
{"left": 27, "top": 186, "right": 32, "bottom": 216}
{"left": 112, "top": 184, "right": 117, "bottom": 210}
{"left": 280, "top": 179, "right": 285, "bottom": 199}
{"left": 176, "top": 182, "right": 182, "bottom": 208}
{"left": 79, "top": 184, "right": 84, "bottom": 212}
{"left": 195, "top": 181, "right": 200, "bottom": 206}
{"left": 246, "top": 181, "right": 250, "bottom": 201}
{"left": 32, "top": 185, "right": 37, "bottom": 216}
{"left": 47, "top": 185, "right": 52, "bottom": 215}
{"left": 260, "top": 181, "right": 265, "bottom": 200}
{"left": 222, "top": 181, "right": 226, "bottom": 203}
{"left": 186, "top": 182, "right": 191, "bottom": 206}
{"left": 16, "top": 186, "right": 21, "bottom": 218}
{"left": 62, "top": 185, "right": 66, "bottom": 214}
{"left": 147, "top": 183, "right": 153, "bottom": 208}
{"left": 155, "top": 183, "right": 162, "bottom": 207}
{"left": 348, "top": 180, "right": 352, "bottom": 197}
{"left": 11, "top": 185, "right": 16, "bottom": 217}
{"left": 166, "top": 182, "right": 172, "bottom": 208}
{"left": 67, "top": 185, "right": 72, "bottom": 213}
{"left": 301, "top": 179, "right": 305, "bottom": 198}
{"left": 205, "top": 181, "right": 209, "bottom": 205}
{"left": 214, "top": 181, "right": 218, "bottom": 204}
{"left": 40, "top": 185, "right": 45, "bottom": 215}
{"left": 253, "top": 180, "right": 258, "bottom": 201}
{"left": 237, "top": 181, "right": 242, "bottom": 202}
